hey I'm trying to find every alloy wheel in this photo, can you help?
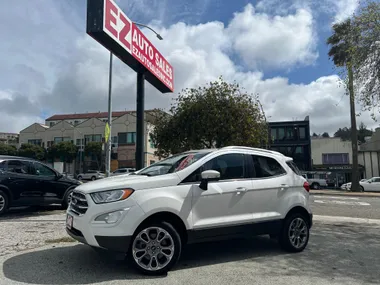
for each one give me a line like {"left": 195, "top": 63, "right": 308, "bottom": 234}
{"left": 288, "top": 217, "right": 308, "bottom": 249}
{"left": 0, "top": 194, "right": 5, "bottom": 212}
{"left": 132, "top": 227, "right": 175, "bottom": 272}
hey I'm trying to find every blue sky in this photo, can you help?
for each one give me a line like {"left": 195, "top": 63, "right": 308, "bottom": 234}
{"left": 1, "top": 0, "right": 375, "bottom": 135}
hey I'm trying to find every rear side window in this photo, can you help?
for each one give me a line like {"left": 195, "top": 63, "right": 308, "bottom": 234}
{"left": 0, "top": 161, "right": 6, "bottom": 171}
{"left": 251, "top": 155, "right": 286, "bottom": 178}
{"left": 286, "top": 160, "right": 301, "bottom": 175}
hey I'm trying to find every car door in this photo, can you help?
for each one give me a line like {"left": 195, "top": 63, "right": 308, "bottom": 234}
{"left": 184, "top": 152, "right": 254, "bottom": 232}
{"left": 4, "top": 159, "right": 42, "bottom": 205}
{"left": 247, "top": 154, "right": 288, "bottom": 221}
{"left": 31, "top": 161, "right": 67, "bottom": 202}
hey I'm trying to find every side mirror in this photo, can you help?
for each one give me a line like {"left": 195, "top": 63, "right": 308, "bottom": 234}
{"left": 56, "top": 173, "right": 63, "bottom": 180}
{"left": 199, "top": 170, "right": 220, "bottom": 190}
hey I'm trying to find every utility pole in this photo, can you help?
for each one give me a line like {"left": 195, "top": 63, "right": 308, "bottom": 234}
{"left": 135, "top": 71, "right": 145, "bottom": 170}
{"left": 105, "top": 52, "right": 113, "bottom": 177}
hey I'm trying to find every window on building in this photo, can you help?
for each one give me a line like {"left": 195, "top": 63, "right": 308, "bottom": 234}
{"left": 118, "top": 132, "right": 136, "bottom": 145}
{"left": 149, "top": 139, "right": 156, "bottom": 148}
{"left": 49, "top": 122, "right": 55, "bottom": 127}
{"left": 74, "top": 120, "right": 80, "bottom": 126}
{"left": 322, "top": 153, "right": 349, "bottom": 165}
{"left": 111, "top": 136, "right": 118, "bottom": 144}
{"left": 84, "top": 134, "right": 102, "bottom": 144}
{"left": 54, "top": 137, "right": 71, "bottom": 143}
{"left": 270, "top": 128, "right": 277, "bottom": 141}
{"left": 278, "top": 128, "right": 285, "bottom": 140}
{"left": 28, "top": 139, "right": 42, "bottom": 146}
{"left": 299, "top": 127, "right": 306, "bottom": 139}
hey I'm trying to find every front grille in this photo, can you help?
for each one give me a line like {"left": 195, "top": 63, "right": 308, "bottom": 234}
{"left": 70, "top": 191, "right": 88, "bottom": 215}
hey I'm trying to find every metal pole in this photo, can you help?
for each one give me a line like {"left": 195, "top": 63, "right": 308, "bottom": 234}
{"left": 136, "top": 71, "right": 145, "bottom": 170}
{"left": 105, "top": 52, "right": 113, "bottom": 177}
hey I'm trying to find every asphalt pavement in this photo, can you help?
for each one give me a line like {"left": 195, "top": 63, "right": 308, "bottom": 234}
{"left": 1, "top": 221, "right": 379, "bottom": 285}
{"left": 311, "top": 194, "right": 380, "bottom": 220}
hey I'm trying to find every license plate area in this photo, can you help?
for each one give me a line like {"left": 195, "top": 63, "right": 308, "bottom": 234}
{"left": 66, "top": 214, "right": 73, "bottom": 230}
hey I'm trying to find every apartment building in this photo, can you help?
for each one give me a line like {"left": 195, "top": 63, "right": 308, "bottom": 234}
{"left": 0, "top": 132, "right": 19, "bottom": 147}
{"left": 19, "top": 110, "right": 160, "bottom": 172}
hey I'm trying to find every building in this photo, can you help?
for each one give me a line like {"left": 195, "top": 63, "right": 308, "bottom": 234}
{"left": 0, "top": 132, "right": 19, "bottom": 147}
{"left": 19, "top": 110, "right": 161, "bottom": 173}
{"left": 311, "top": 137, "right": 364, "bottom": 185}
{"left": 358, "top": 127, "right": 380, "bottom": 178}
{"left": 268, "top": 116, "right": 312, "bottom": 171}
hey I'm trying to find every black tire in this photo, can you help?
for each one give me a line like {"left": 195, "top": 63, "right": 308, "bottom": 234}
{"left": 61, "top": 189, "right": 74, "bottom": 209}
{"left": 279, "top": 213, "right": 310, "bottom": 253}
{"left": 0, "top": 190, "right": 9, "bottom": 216}
{"left": 360, "top": 186, "right": 364, "bottom": 192}
{"left": 128, "top": 221, "right": 182, "bottom": 275}
{"left": 91, "top": 176, "right": 96, "bottom": 181}
{"left": 311, "top": 183, "right": 320, "bottom": 190}
{"left": 77, "top": 175, "right": 83, "bottom": 180}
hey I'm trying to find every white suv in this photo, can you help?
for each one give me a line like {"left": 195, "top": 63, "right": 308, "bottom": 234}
{"left": 66, "top": 146, "right": 312, "bottom": 275}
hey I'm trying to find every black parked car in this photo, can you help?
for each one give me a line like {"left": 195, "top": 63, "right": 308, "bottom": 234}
{"left": 0, "top": 155, "right": 82, "bottom": 215}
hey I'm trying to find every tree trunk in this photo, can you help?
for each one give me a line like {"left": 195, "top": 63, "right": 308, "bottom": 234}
{"left": 348, "top": 64, "right": 360, "bottom": 192}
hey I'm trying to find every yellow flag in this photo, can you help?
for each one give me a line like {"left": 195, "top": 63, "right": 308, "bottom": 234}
{"left": 104, "top": 123, "right": 110, "bottom": 143}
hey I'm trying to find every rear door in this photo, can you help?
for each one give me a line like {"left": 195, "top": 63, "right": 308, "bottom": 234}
{"left": 247, "top": 154, "right": 289, "bottom": 221}
{"left": 4, "top": 159, "right": 42, "bottom": 205}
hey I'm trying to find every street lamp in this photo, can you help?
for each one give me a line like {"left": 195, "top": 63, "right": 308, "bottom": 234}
{"left": 104, "top": 22, "right": 163, "bottom": 176}
{"left": 133, "top": 22, "right": 163, "bottom": 40}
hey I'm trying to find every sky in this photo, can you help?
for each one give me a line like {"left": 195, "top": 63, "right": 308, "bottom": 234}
{"left": 0, "top": 0, "right": 377, "bottom": 135}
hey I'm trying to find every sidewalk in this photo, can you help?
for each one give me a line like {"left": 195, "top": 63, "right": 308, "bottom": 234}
{"left": 311, "top": 189, "right": 380, "bottom": 198}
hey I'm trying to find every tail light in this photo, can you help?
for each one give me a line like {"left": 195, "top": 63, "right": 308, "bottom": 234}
{"left": 303, "top": 181, "right": 310, "bottom": 192}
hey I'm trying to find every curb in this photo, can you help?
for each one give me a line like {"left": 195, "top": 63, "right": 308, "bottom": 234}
{"left": 310, "top": 190, "right": 380, "bottom": 198}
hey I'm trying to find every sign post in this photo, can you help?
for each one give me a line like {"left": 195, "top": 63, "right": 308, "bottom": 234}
{"left": 86, "top": 0, "right": 174, "bottom": 170}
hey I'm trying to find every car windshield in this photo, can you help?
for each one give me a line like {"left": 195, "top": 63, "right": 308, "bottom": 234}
{"left": 136, "top": 151, "right": 211, "bottom": 177}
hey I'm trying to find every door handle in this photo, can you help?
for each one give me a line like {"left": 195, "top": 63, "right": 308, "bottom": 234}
{"left": 280, "top": 184, "right": 289, "bottom": 190}
{"left": 236, "top": 187, "right": 247, "bottom": 195}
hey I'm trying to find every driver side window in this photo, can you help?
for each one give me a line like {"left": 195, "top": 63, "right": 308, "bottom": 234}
{"left": 183, "top": 153, "right": 246, "bottom": 183}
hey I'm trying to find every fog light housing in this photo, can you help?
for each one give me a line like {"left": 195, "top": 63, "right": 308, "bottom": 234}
{"left": 95, "top": 210, "right": 124, "bottom": 224}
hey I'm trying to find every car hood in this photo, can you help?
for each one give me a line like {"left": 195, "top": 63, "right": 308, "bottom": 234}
{"left": 74, "top": 173, "right": 181, "bottom": 194}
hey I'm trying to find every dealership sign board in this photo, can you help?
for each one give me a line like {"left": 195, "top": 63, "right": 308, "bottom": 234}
{"left": 86, "top": 0, "right": 174, "bottom": 93}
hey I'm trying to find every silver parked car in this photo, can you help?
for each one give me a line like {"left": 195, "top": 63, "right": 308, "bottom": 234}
{"left": 111, "top": 168, "right": 136, "bottom": 176}
{"left": 77, "top": 170, "right": 105, "bottom": 181}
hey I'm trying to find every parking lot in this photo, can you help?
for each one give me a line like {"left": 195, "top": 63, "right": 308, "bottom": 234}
{"left": 1, "top": 195, "right": 380, "bottom": 285}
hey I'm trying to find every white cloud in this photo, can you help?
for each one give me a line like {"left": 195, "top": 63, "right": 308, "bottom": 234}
{"left": 0, "top": 1, "right": 376, "bottom": 136}
{"left": 331, "top": 0, "right": 359, "bottom": 24}
{"left": 227, "top": 4, "right": 318, "bottom": 70}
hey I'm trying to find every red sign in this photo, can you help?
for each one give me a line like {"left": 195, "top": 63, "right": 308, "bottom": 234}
{"left": 131, "top": 24, "right": 173, "bottom": 92}
{"left": 86, "top": 0, "right": 174, "bottom": 93}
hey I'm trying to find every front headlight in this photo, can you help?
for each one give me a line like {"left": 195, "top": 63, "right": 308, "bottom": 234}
{"left": 91, "top": 189, "right": 134, "bottom": 204}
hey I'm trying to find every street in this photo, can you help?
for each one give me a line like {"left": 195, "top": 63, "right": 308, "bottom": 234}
{"left": 0, "top": 194, "right": 380, "bottom": 284}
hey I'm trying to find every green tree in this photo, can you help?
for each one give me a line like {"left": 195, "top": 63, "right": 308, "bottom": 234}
{"left": 18, "top": 143, "right": 45, "bottom": 160}
{"left": 84, "top": 142, "right": 103, "bottom": 170}
{"left": 334, "top": 123, "right": 373, "bottom": 143}
{"left": 322, "top": 132, "right": 330, "bottom": 138}
{"left": 327, "top": 19, "right": 360, "bottom": 191}
{"left": 0, "top": 144, "right": 17, "bottom": 156}
{"left": 150, "top": 77, "right": 269, "bottom": 157}
{"left": 352, "top": 1, "right": 380, "bottom": 116}
{"left": 47, "top": 141, "right": 78, "bottom": 172}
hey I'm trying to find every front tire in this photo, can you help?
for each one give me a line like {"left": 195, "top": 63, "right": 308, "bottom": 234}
{"left": 91, "top": 176, "right": 96, "bottom": 181}
{"left": 129, "top": 221, "right": 182, "bottom": 275}
{"left": 62, "top": 189, "right": 74, "bottom": 209}
{"left": 279, "top": 213, "right": 310, "bottom": 253}
{"left": 0, "top": 190, "right": 9, "bottom": 216}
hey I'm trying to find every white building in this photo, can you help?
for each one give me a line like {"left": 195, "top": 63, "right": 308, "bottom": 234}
{"left": 19, "top": 110, "right": 160, "bottom": 173}
{"left": 0, "top": 132, "right": 19, "bottom": 147}
{"left": 358, "top": 127, "right": 380, "bottom": 178}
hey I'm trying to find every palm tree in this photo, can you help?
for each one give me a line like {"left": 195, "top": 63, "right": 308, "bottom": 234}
{"left": 327, "top": 19, "right": 360, "bottom": 191}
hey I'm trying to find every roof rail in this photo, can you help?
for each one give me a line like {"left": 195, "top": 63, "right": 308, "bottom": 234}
{"left": 221, "top": 146, "right": 285, "bottom": 156}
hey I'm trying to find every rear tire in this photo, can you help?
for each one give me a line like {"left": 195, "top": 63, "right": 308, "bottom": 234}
{"left": 279, "top": 213, "right": 310, "bottom": 253}
{"left": 128, "top": 221, "right": 182, "bottom": 275}
{"left": 91, "top": 176, "right": 96, "bottom": 181}
{"left": 360, "top": 186, "right": 364, "bottom": 192}
{"left": 311, "top": 183, "right": 320, "bottom": 190}
{"left": 77, "top": 175, "right": 83, "bottom": 180}
{"left": 0, "top": 190, "right": 9, "bottom": 216}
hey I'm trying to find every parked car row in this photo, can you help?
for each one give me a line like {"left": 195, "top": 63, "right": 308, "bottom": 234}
{"left": 341, "top": 178, "right": 380, "bottom": 192}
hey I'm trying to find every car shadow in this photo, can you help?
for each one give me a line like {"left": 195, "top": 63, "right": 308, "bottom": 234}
{"left": 2, "top": 236, "right": 283, "bottom": 284}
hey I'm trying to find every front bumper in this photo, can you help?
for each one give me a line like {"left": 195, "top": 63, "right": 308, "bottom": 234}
{"left": 65, "top": 192, "right": 144, "bottom": 253}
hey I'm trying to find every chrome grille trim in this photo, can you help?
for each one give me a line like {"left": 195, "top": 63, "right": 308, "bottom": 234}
{"left": 70, "top": 191, "right": 88, "bottom": 215}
